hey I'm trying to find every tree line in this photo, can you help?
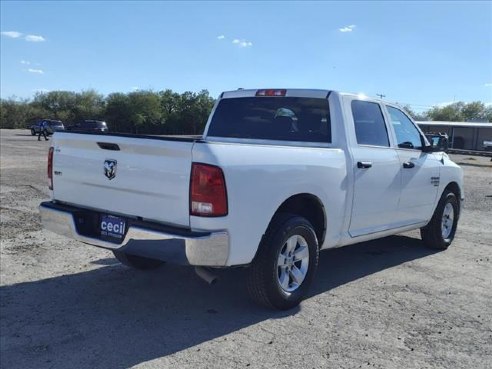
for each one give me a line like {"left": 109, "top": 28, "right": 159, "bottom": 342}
{"left": 0, "top": 89, "right": 490, "bottom": 135}
{"left": 0, "top": 89, "right": 215, "bottom": 135}
{"left": 403, "top": 101, "right": 492, "bottom": 122}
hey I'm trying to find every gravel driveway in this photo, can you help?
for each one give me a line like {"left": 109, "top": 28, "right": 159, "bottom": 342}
{"left": 1, "top": 129, "right": 491, "bottom": 369}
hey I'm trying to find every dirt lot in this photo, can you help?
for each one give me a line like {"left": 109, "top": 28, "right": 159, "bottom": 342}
{"left": 1, "top": 128, "right": 491, "bottom": 369}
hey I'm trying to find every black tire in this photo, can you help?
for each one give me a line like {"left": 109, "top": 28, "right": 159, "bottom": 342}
{"left": 31, "top": 129, "right": 36, "bottom": 136}
{"left": 420, "top": 190, "right": 459, "bottom": 250}
{"left": 247, "top": 213, "right": 319, "bottom": 310}
{"left": 112, "top": 251, "right": 164, "bottom": 270}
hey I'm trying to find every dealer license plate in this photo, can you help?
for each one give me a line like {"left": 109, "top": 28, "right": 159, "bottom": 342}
{"left": 100, "top": 215, "right": 126, "bottom": 241}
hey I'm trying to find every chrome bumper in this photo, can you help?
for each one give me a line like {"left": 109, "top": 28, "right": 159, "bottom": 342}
{"left": 39, "top": 202, "right": 229, "bottom": 266}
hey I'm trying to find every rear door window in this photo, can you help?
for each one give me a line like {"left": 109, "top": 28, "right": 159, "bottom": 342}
{"left": 351, "top": 100, "right": 390, "bottom": 147}
{"left": 207, "top": 97, "right": 331, "bottom": 143}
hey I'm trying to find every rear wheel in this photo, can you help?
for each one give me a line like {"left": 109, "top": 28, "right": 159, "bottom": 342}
{"left": 247, "top": 213, "right": 319, "bottom": 310}
{"left": 31, "top": 129, "right": 36, "bottom": 136}
{"left": 420, "top": 190, "right": 459, "bottom": 249}
{"left": 112, "top": 251, "right": 164, "bottom": 270}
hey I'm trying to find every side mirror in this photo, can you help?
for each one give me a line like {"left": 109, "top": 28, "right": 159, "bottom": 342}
{"left": 423, "top": 133, "right": 449, "bottom": 153}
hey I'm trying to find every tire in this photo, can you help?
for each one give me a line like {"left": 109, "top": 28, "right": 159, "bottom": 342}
{"left": 112, "top": 251, "right": 164, "bottom": 270}
{"left": 31, "top": 129, "right": 36, "bottom": 136}
{"left": 420, "top": 190, "right": 459, "bottom": 249}
{"left": 247, "top": 213, "right": 319, "bottom": 310}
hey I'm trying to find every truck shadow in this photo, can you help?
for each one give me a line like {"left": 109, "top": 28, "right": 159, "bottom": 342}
{"left": 0, "top": 235, "right": 437, "bottom": 369}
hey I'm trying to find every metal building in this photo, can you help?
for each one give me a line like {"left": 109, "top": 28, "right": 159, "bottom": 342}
{"left": 417, "top": 121, "right": 492, "bottom": 153}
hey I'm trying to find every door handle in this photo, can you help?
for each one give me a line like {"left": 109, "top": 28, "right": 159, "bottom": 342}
{"left": 357, "top": 161, "right": 372, "bottom": 169}
{"left": 403, "top": 162, "right": 415, "bottom": 169}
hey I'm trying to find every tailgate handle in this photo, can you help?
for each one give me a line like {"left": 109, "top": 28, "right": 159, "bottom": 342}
{"left": 97, "top": 142, "right": 120, "bottom": 151}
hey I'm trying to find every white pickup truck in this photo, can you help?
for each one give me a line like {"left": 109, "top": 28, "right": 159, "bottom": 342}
{"left": 40, "top": 89, "right": 464, "bottom": 309}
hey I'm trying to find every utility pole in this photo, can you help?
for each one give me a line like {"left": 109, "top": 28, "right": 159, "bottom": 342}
{"left": 376, "top": 93, "right": 386, "bottom": 100}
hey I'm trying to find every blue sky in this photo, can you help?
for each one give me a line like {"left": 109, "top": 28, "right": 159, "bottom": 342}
{"left": 1, "top": 1, "right": 491, "bottom": 111}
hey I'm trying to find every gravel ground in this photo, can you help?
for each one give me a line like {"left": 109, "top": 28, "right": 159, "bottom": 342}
{"left": 1, "top": 129, "right": 491, "bottom": 369}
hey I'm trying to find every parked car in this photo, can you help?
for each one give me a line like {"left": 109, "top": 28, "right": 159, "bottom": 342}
{"left": 40, "top": 89, "right": 464, "bottom": 310}
{"left": 66, "top": 120, "right": 109, "bottom": 133}
{"left": 30, "top": 119, "right": 64, "bottom": 136}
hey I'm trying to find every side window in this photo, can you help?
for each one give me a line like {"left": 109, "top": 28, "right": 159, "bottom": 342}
{"left": 387, "top": 106, "right": 423, "bottom": 149}
{"left": 351, "top": 100, "right": 389, "bottom": 147}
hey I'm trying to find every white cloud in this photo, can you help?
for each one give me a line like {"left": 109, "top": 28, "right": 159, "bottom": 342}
{"left": 484, "top": 83, "right": 492, "bottom": 87}
{"left": 435, "top": 100, "right": 492, "bottom": 108}
{"left": 25, "top": 34, "right": 46, "bottom": 42}
{"left": 435, "top": 101, "right": 455, "bottom": 107}
{"left": 132, "top": 86, "right": 140, "bottom": 91}
{"left": 20, "top": 60, "right": 31, "bottom": 65}
{"left": 232, "top": 38, "right": 253, "bottom": 48}
{"left": 217, "top": 35, "right": 225, "bottom": 40}
{"left": 33, "top": 88, "right": 49, "bottom": 93}
{"left": 2, "top": 31, "right": 46, "bottom": 42}
{"left": 339, "top": 25, "right": 356, "bottom": 33}
{"left": 1, "top": 31, "right": 23, "bottom": 38}
{"left": 28, "top": 68, "right": 44, "bottom": 74}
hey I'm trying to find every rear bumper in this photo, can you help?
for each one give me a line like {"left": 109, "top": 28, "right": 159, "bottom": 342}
{"left": 39, "top": 201, "right": 229, "bottom": 266}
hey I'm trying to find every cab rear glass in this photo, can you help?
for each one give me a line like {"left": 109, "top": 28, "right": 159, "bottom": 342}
{"left": 207, "top": 97, "right": 331, "bottom": 143}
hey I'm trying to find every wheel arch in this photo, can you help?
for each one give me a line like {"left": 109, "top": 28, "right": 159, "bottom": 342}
{"left": 269, "top": 193, "right": 327, "bottom": 248}
{"left": 444, "top": 181, "right": 461, "bottom": 199}
{"left": 442, "top": 181, "right": 462, "bottom": 213}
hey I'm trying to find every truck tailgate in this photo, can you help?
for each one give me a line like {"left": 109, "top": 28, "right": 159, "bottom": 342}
{"left": 52, "top": 133, "right": 194, "bottom": 227}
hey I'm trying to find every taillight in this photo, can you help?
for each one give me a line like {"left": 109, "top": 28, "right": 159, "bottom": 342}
{"left": 190, "top": 163, "right": 228, "bottom": 217}
{"left": 47, "top": 147, "right": 54, "bottom": 190}
{"left": 256, "top": 89, "right": 286, "bottom": 97}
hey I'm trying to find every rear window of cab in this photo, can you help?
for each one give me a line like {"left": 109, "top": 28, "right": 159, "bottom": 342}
{"left": 207, "top": 97, "right": 331, "bottom": 143}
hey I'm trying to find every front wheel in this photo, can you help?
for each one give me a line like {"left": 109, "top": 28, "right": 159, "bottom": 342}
{"left": 113, "top": 251, "right": 164, "bottom": 270}
{"left": 420, "top": 190, "right": 459, "bottom": 249}
{"left": 247, "top": 213, "right": 319, "bottom": 310}
{"left": 31, "top": 129, "right": 36, "bottom": 136}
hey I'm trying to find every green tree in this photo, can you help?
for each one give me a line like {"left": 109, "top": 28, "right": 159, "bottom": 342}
{"left": 461, "top": 101, "right": 487, "bottom": 121}
{"left": 485, "top": 106, "right": 492, "bottom": 122}
{"left": 0, "top": 98, "right": 50, "bottom": 128}
{"left": 427, "top": 102, "right": 464, "bottom": 121}
{"left": 174, "top": 90, "right": 215, "bottom": 134}
{"left": 72, "top": 90, "right": 105, "bottom": 122}
{"left": 32, "top": 91, "right": 77, "bottom": 121}
{"left": 402, "top": 105, "right": 428, "bottom": 121}
{"left": 105, "top": 93, "right": 132, "bottom": 133}
{"left": 127, "top": 90, "right": 162, "bottom": 133}
{"left": 0, "top": 99, "right": 27, "bottom": 128}
{"left": 426, "top": 101, "right": 491, "bottom": 122}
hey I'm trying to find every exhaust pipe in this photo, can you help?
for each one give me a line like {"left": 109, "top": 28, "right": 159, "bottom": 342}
{"left": 195, "top": 267, "right": 218, "bottom": 285}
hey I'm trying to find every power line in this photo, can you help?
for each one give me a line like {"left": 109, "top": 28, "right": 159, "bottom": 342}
{"left": 376, "top": 93, "right": 386, "bottom": 100}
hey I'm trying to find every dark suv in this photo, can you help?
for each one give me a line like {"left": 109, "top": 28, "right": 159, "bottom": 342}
{"left": 30, "top": 119, "right": 65, "bottom": 136}
{"left": 66, "top": 120, "right": 109, "bottom": 133}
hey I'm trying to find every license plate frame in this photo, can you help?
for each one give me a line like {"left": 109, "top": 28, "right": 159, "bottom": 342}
{"left": 100, "top": 214, "right": 126, "bottom": 243}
